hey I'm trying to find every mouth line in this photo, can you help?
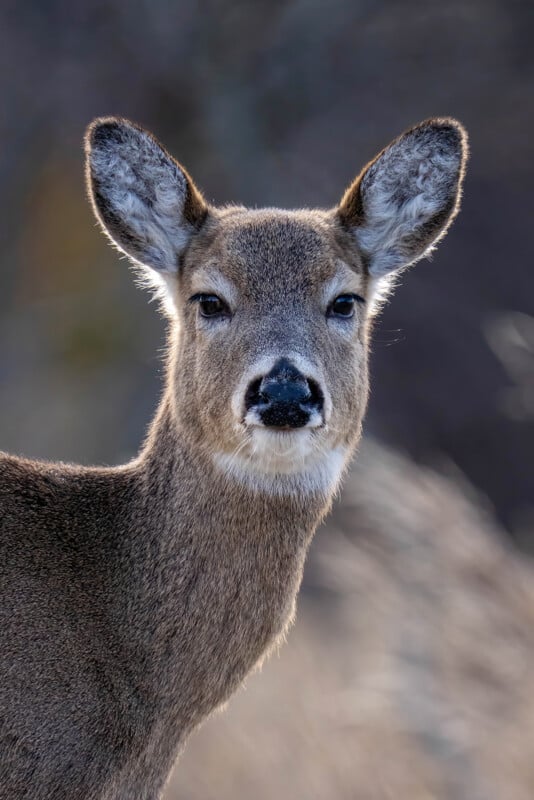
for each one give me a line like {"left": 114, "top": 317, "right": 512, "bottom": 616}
{"left": 243, "top": 424, "right": 323, "bottom": 436}
{"left": 241, "top": 401, "right": 327, "bottom": 432}
{"left": 241, "top": 415, "right": 325, "bottom": 431}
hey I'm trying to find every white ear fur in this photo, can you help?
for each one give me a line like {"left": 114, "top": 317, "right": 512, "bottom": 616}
{"left": 85, "top": 118, "right": 207, "bottom": 275}
{"left": 339, "top": 118, "right": 468, "bottom": 278}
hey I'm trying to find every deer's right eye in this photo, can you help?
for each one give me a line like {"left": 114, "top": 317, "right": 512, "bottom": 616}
{"left": 190, "top": 293, "right": 230, "bottom": 319}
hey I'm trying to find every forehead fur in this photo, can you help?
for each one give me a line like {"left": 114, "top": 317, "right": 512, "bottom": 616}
{"left": 183, "top": 207, "right": 364, "bottom": 296}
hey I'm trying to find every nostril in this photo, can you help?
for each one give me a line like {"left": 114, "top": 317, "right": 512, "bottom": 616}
{"left": 306, "top": 377, "right": 324, "bottom": 412}
{"left": 244, "top": 376, "right": 264, "bottom": 411}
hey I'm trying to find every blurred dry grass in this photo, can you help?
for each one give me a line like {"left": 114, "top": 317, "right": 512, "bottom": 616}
{"left": 166, "top": 440, "right": 534, "bottom": 799}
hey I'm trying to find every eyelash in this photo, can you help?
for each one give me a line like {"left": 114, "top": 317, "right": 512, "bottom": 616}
{"left": 189, "top": 293, "right": 231, "bottom": 319}
{"left": 327, "top": 293, "right": 365, "bottom": 319}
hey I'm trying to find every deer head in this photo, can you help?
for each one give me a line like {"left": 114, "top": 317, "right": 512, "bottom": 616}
{"left": 85, "top": 117, "right": 467, "bottom": 494}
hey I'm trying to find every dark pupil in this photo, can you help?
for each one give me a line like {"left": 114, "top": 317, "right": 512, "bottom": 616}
{"left": 199, "top": 296, "right": 224, "bottom": 316}
{"left": 333, "top": 295, "right": 355, "bottom": 317}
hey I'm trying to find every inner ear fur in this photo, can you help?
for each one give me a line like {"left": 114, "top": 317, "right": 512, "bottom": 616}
{"left": 337, "top": 118, "right": 468, "bottom": 277}
{"left": 85, "top": 117, "right": 208, "bottom": 274}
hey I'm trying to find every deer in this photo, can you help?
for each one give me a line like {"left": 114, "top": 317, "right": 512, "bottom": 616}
{"left": 0, "top": 116, "right": 467, "bottom": 799}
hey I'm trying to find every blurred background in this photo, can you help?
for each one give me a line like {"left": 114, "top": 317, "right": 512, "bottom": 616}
{"left": 1, "top": 1, "right": 533, "bottom": 797}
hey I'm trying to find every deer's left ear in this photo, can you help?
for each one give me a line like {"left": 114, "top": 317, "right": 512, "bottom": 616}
{"left": 337, "top": 118, "right": 468, "bottom": 277}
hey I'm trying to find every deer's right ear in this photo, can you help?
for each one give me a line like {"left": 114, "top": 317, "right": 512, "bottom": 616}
{"left": 85, "top": 118, "right": 208, "bottom": 273}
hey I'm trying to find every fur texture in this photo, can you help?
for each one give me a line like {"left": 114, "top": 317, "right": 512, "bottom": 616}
{"left": 85, "top": 118, "right": 207, "bottom": 274}
{"left": 0, "top": 116, "right": 467, "bottom": 799}
{"left": 338, "top": 118, "right": 468, "bottom": 278}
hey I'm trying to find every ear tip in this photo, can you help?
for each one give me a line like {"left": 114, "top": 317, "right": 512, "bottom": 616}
{"left": 425, "top": 116, "right": 468, "bottom": 141}
{"left": 414, "top": 116, "right": 469, "bottom": 157}
{"left": 84, "top": 116, "right": 144, "bottom": 153}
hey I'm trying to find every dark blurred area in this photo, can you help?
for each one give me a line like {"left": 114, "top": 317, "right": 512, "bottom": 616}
{"left": 1, "top": 1, "right": 533, "bottom": 796}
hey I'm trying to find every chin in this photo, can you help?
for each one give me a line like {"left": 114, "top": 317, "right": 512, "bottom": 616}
{"left": 214, "top": 426, "right": 349, "bottom": 496}
{"left": 246, "top": 427, "right": 323, "bottom": 474}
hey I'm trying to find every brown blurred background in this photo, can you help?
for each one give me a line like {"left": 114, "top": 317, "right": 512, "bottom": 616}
{"left": 1, "top": 1, "right": 533, "bottom": 797}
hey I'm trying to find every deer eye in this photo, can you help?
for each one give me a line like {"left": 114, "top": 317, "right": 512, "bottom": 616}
{"left": 190, "top": 293, "right": 230, "bottom": 319}
{"left": 328, "top": 293, "right": 364, "bottom": 319}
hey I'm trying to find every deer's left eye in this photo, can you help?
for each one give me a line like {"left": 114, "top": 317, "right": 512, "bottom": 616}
{"left": 190, "top": 294, "right": 230, "bottom": 319}
{"left": 328, "top": 293, "right": 364, "bottom": 319}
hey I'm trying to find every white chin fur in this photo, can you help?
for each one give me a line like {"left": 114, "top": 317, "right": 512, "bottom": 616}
{"left": 213, "top": 428, "right": 349, "bottom": 496}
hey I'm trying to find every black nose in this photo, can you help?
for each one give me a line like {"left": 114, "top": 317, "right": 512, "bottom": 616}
{"left": 245, "top": 358, "right": 324, "bottom": 429}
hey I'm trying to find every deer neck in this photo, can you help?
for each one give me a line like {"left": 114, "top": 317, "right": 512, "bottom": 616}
{"left": 118, "top": 391, "right": 335, "bottom": 729}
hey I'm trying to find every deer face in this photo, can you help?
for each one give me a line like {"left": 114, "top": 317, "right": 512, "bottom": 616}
{"left": 86, "top": 117, "right": 467, "bottom": 494}
{"left": 174, "top": 207, "right": 371, "bottom": 491}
